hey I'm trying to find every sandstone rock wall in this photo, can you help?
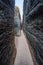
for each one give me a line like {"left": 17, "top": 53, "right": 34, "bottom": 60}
{"left": 0, "top": 0, "right": 16, "bottom": 65}
{"left": 23, "top": 0, "right": 43, "bottom": 65}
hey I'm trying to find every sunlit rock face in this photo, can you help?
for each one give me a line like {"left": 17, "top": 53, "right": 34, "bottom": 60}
{"left": 0, "top": 0, "right": 16, "bottom": 65}
{"left": 14, "top": 6, "right": 21, "bottom": 35}
{"left": 23, "top": 0, "right": 43, "bottom": 65}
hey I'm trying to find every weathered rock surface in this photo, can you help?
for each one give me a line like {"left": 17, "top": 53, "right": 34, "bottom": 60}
{"left": 23, "top": 0, "right": 43, "bottom": 65}
{"left": 0, "top": 0, "right": 16, "bottom": 65}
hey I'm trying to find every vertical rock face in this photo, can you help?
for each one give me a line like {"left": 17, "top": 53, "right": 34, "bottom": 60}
{"left": 14, "top": 6, "right": 21, "bottom": 35}
{"left": 23, "top": 0, "right": 43, "bottom": 65}
{"left": 0, "top": 0, "right": 16, "bottom": 65}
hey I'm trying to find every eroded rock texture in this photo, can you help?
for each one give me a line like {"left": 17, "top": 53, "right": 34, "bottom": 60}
{"left": 0, "top": 0, "right": 16, "bottom": 65}
{"left": 23, "top": 0, "right": 43, "bottom": 65}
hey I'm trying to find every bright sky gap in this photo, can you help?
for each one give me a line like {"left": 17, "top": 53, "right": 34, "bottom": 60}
{"left": 15, "top": 0, "right": 23, "bottom": 19}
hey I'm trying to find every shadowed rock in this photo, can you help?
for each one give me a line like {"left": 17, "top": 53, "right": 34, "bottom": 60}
{"left": 0, "top": 0, "right": 16, "bottom": 65}
{"left": 23, "top": 0, "right": 43, "bottom": 65}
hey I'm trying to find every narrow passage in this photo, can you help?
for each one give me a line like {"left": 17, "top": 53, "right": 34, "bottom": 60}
{"left": 15, "top": 30, "right": 34, "bottom": 65}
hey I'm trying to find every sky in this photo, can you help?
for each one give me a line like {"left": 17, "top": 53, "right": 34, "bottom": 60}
{"left": 15, "top": 0, "right": 23, "bottom": 19}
